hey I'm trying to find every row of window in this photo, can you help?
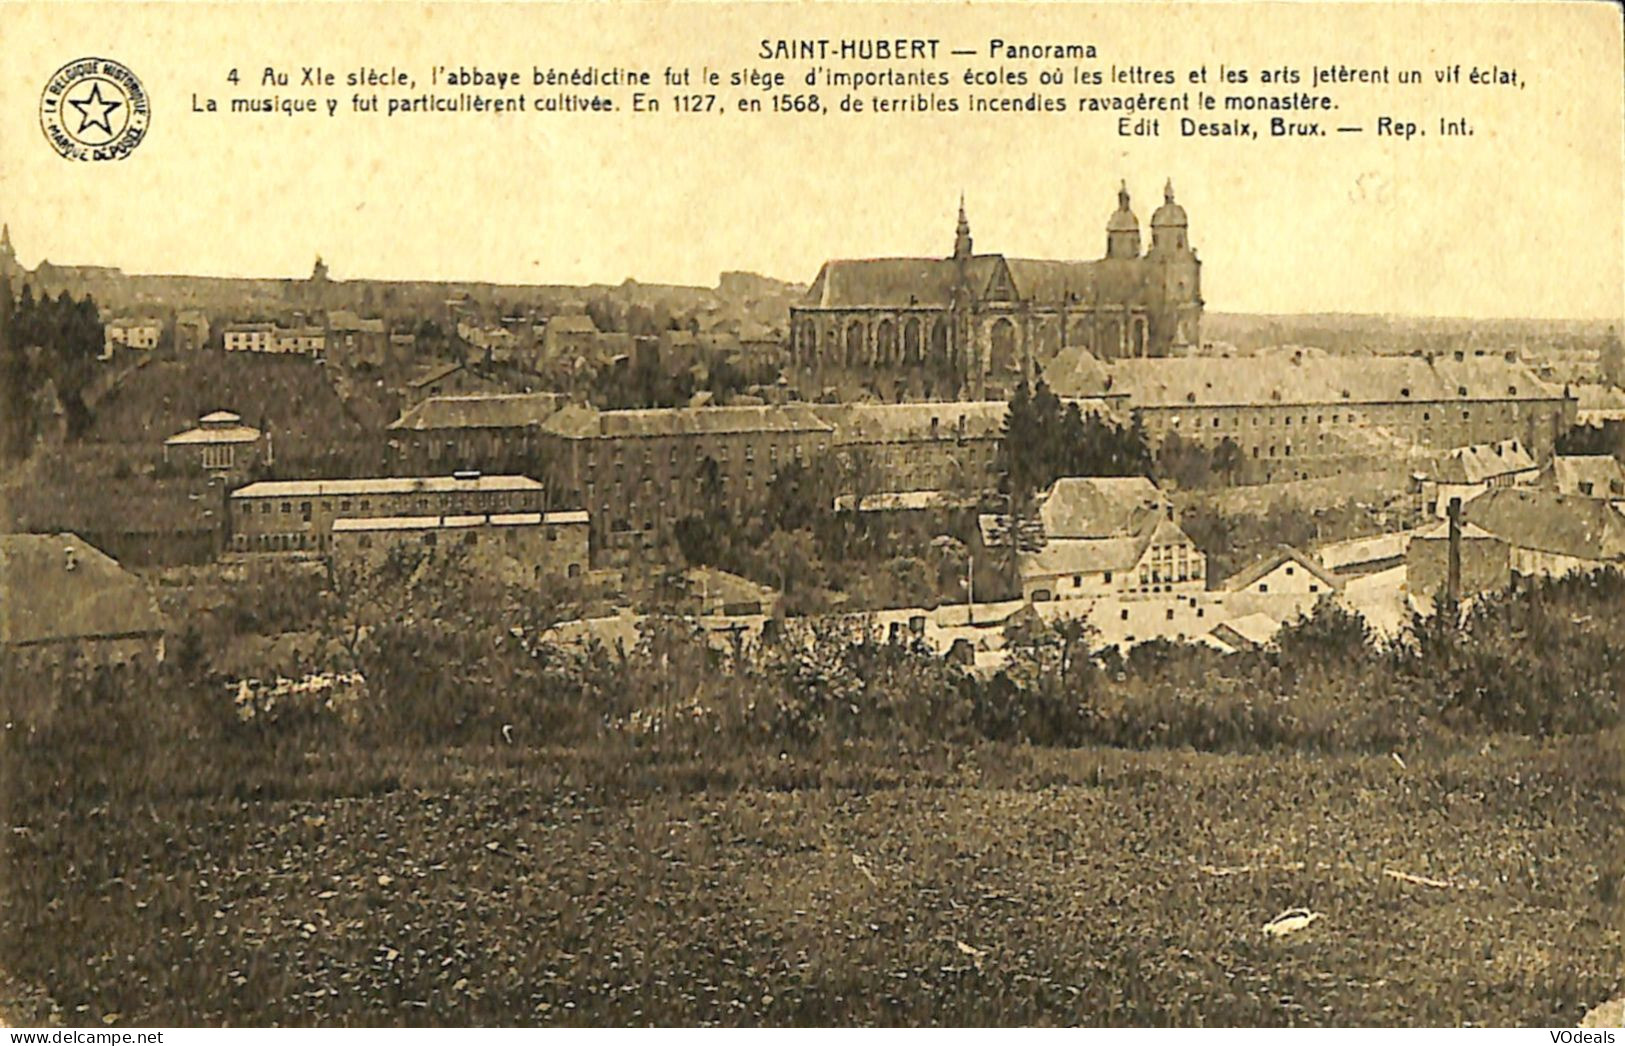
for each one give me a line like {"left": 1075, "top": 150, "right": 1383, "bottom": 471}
{"left": 1160, "top": 400, "right": 1556, "bottom": 433}
{"left": 201, "top": 446, "right": 236, "bottom": 469}
{"left": 237, "top": 492, "right": 541, "bottom": 517}
{"left": 233, "top": 533, "right": 324, "bottom": 552}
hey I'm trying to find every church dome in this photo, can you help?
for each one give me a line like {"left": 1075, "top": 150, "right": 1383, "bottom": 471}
{"left": 1151, "top": 179, "right": 1187, "bottom": 227}
{"left": 1107, "top": 206, "right": 1140, "bottom": 232}
{"left": 1107, "top": 181, "right": 1139, "bottom": 232}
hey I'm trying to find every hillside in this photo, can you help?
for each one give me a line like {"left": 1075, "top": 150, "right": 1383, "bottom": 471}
{"left": 86, "top": 351, "right": 388, "bottom": 461}
{"left": 1203, "top": 313, "right": 1621, "bottom": 365}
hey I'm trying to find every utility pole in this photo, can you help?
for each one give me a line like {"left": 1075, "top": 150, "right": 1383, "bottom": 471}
{"left": 1446, "top": 495, "right": 1462, "bottom": 609}
{"left": 966, "top": 552, "right": 975, "bottom": 626}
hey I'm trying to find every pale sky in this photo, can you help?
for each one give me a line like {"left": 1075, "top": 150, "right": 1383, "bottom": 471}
{"left": 2, "top": 1, "right": 1621, "bottom": 319}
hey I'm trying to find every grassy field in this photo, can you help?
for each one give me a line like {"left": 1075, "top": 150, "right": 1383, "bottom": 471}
{"left": 4, "top": 737, "right": 1618, "bottom": 1027}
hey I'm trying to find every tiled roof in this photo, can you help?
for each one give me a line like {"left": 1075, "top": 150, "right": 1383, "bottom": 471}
{"left": 1093, "top": 353, "right": 1564, "bottom": 408}
{"left": 164, "top": 424, "right": 262, "bottom": 446}
{"left": 1431, "top": 439, "right": 1537, "bottom": 484}
{"left": 1546, "top": 455, "right": 1625, "bottom": 498}
{"left": 811, "top": 401, "right": 1009, "bottom": 443}
{"left": 1464, "top": 487, "right": 1625, "bottom": 561}
{"left": 1021, "top": 534, "right": 1150, "bottom": 575}
{"left": 545, "top": 314, "right": 599, "bottom": 334}
{"left": 406, "top": 362, "right": 463, "bottom": 389}
{"left": 1004, "top": 259, "right": 1104, "bottom": 302}
{"left": 1412, "top": 520, "right": 1501, "bottom": 542}
{"left": 1221, "top": 544, "right": 1344, "bottom": 593}
{"left": 232, "top": 474, "right": 543, "bottom": 498}
{"left": 541, "top": 404, "right": 834, "bottom": 439}
{"left": 0, "top": 533, "right": 165, "bottom": 645}
{"left": 388, "top": 393, "right": 567, "bottom": 431}
{"left": 801, "top": 256, "right": 1007, "bottom": 309}
{"left": 1037, "top": 476, "right": 1167, "bottom": 540}
{"left": 1042, "top": 345, "right": 1121, "bottom": 399}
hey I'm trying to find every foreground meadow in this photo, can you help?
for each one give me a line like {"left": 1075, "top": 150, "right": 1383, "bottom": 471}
{"left": 4, "top": 737, "right": 1619, "bottom": 1026}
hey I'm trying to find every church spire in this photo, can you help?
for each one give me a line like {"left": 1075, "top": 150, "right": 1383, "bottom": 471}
{"left": 1164, "top": 178, "right": 1176, "bottom": 203}
{"left": 953, "top": 194, "right": 973, "bottom": 260}
{"left": 1106, "top": 180, "right": 1141, "bottom": 260}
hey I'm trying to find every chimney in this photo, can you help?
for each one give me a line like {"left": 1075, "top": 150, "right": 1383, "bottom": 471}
{"left": 1446, "top": 496, "right": 1462, "bottom": 606}
{"left": 64, "top": 546, "right": 77, "bottom": 571}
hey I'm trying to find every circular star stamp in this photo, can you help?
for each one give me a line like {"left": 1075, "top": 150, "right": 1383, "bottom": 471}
{"left": 40, "top": 57, "right": 149, "bottom": 161}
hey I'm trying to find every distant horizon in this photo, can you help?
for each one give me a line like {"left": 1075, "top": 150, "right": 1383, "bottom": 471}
{"left": 4, "top": 252, "right": 1621, "bottom": 328}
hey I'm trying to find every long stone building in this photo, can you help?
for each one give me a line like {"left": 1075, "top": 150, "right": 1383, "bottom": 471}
{"left": 788, "top": 182, "right": 1203, "bottom": 400}
{"left": 536, "top": 404, "right": 835, "bottom": 556}
{"left": 1050, "top": 348, "right": 1577, "bottom": 484}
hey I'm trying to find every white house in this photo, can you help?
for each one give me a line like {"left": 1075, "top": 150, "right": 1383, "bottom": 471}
{"left": 998, "top": 476, "right": 1206, "bottom": 603}
{"left": 102, "top": 317, "right": 162, "bottom": 358}
{"left": 223, "top": 322, "right": 277, "bottom": 354}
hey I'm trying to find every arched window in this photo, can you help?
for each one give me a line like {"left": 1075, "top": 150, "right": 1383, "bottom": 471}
{"left": 989, "top": 317, "right": 1018, "bottom": 373}
{"left": 875, "top": 318, "right": 897, "bottom": 364}
{"left": 844, "top": 320, "right": 865, "bottom": 368}
{"left": 902, "top": 318, "right": 922, "bottom": 364}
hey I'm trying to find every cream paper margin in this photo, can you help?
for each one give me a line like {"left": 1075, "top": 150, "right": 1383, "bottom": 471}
{"left": 0, "top": 1, "right": 1619, "bottom": 320}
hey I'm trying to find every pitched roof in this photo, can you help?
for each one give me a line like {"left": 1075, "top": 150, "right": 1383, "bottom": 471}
{"left": 1004, "top": 259, "right": 1105, "bottom": 302}
{"left": 406, "top": 361, "right": 463, "bottom": 389}
{"left": 545, "top": 314, "right": 599, "bottom": 335}
{"left": 811, "top": 401, "right": 1009, "bottom": 443}
{"left": 1037, "top": 476, "right": 1167, "bottom": 540}
{"left": 164, "top": 422, "right": 262, "bottom": 446}
{"left": 1412, "top": 519, "right": 1502, "bottom": 542}
{"left": 1463, "top": 487, "right": 1625, "bottom": 561}
{"left": 388, "top": 393, "right": 567, "bottom": 431}
{"left": 1098, "top": 353, "right": 1564, "bottom": 408}
{"left": 1043, "top": 345, "right": 1121, "bottom": 398}
{"left": 801, "top": 256, "right": 1006, "bottom": 309}
{"left": 1212, "top": 612, "right": 1284, "bottom": 648}
{"left": 0, "top": 533, "right": 165, "bottom": 646}
{"left": 1221, "top": 544, "right": 1345, "bottom": 593}
{"left": 1430, "top": 439, "right": 1537, "bottom": 484}
{"left": 1021, "top": 534, "right": 1151, "bottom": 575}
{"left": 1546, "top": 455, "right": 1625, "bottom": 498}
{"left": 231, "top": 474, "right": 543, "bottom": 498}
{"left": 1005, "top": 258, "right": 1151, "bottom": 304}
{"left": 540, "top": 404, "right": 834, "bottom": 439}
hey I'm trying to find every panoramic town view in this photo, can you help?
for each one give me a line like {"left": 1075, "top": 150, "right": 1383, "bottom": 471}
{"left": 1, "top": 180, "right": 1621, "bottom": 1025}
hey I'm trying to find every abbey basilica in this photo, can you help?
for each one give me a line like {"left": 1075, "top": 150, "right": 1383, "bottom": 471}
{"left": 789, "top": 181, "right": 1203, "bottom": 399}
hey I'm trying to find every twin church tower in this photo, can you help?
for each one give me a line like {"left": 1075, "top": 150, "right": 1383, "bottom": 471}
{"left": 792, "top": 181, "right": 1203, "bottom": 398}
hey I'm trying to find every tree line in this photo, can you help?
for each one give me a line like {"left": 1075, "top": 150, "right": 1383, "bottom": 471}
{"left": 0, "top": 280, "right": 105, "bottom": 458}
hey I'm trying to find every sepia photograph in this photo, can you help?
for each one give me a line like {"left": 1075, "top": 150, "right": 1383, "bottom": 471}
{"left": 0, "top": 0, "right": 1621, "bottom": 1031}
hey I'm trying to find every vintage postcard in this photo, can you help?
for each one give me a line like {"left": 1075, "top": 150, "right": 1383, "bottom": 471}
{"left": 0, "top": 0, "right": 1621, "bottom": 1031}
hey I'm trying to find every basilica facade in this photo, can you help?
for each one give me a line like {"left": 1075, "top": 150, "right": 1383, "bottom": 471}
{"left": 789, "top": 182, "right": 1203, "bottom": 399}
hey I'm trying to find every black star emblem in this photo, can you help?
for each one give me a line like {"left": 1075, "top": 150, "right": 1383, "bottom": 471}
{"left": 68, "top": 83, "right": 121, "bottom": 136}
